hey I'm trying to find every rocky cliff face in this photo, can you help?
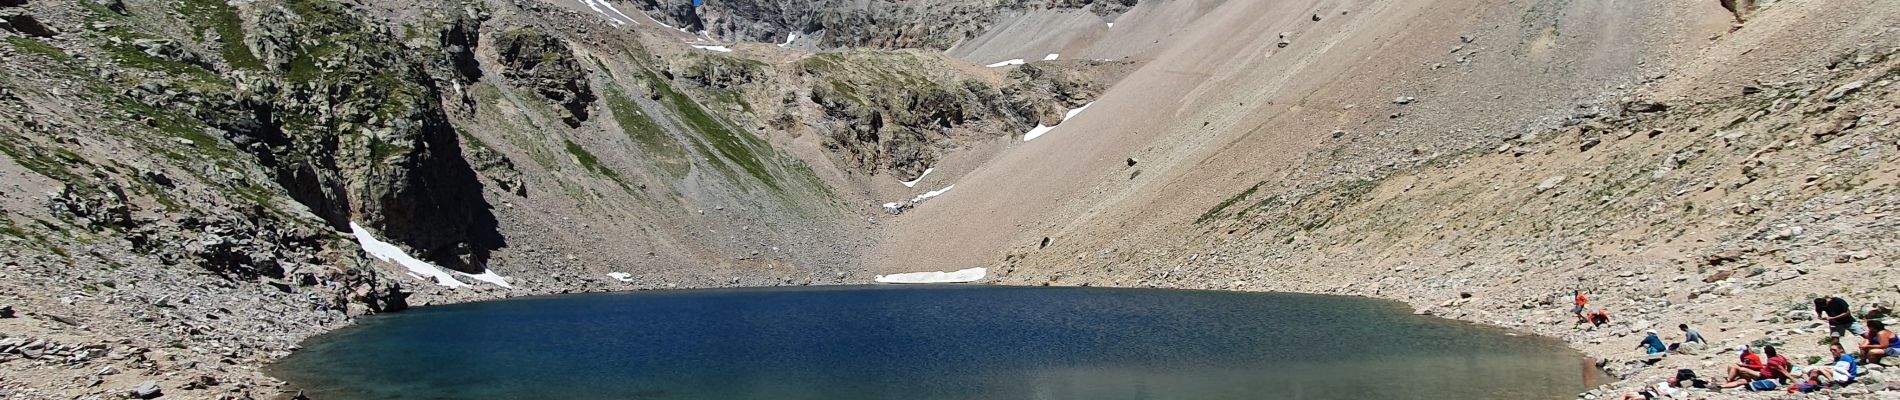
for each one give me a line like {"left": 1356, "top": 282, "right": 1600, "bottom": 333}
{"left": 494, "top": 28, "right": 596, "bottom": 127}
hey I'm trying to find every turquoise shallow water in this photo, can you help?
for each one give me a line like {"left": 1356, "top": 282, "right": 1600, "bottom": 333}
{"left": 272, "top": 285, "right": 1607, "bottom": 399}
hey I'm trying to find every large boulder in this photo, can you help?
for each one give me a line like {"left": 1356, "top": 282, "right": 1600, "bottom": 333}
{"left": 129, "top": 381, "right": 162, "bottom": 399}
{"left": 493, "top": 28, "right": 596, "bottom": 128}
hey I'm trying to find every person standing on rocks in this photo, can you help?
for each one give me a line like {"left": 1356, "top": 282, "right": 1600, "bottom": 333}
{"left": 1815, "top": 296, "right": 1866, "bottom": 343}
{"left": 1573, "top": 290, "right": 1589, "bottom": 322}
{"left": 1858, "top": 320, "right": 1896, "bottom": 365}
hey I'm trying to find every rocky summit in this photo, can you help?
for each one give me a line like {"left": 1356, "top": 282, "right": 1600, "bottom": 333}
{"left": 0, "top": 0, "right": 1897, "bottom": 398}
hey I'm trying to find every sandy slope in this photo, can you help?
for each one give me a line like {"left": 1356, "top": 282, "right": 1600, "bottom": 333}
{"left": 875, "top": 0, "right": 1723, "bottom": 272}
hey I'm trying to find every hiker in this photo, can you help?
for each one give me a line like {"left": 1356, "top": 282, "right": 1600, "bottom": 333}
{"left": 1723, "top": 345, "right": 1765, "bottom": 382}
{"left": 1803, "top": 343, "right": 1859, "bottom": 387}
{"left": 1719, "top": 345, "right": 1790, "bottom": 390}
{"left": 1815, "top": 296, "right": 1867, "bottom": 343}
{"left": 1669, "top": 324, "right": 1707, "bottom": 352}
{"left": 1574, "top": 290, "right": 1589, "bottom": 320}
{"left": 1858, "top": 319, "right": 1896, "bottom": 365}
{"left": 1636, "top": 330, "right": 1668, "bottom": 354}
{"left": 1588, "top": 310, "right": 1611, "bottom": 328}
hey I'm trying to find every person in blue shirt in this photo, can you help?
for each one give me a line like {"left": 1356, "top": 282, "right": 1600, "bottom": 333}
{"left": 1804, "top": 343, "right": 1858, "bottom": 386}
{"left": 1637, "top": 330, "right": 1668, "bottom": 354}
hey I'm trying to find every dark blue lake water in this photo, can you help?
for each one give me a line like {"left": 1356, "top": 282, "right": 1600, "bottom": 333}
{"left": 272, "top": 285, "right": 1606, "bottom": 399}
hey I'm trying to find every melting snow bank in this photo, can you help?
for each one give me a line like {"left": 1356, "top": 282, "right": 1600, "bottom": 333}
{"left": 1043, "top": 53, "right": 1060, "bottom": 61}
{"left": 1022, "top": 101, "right": 1096, "bottom": 141}
{"left": 349, "top": 222, "right": 513, "bottom": 289}
{"left": 779, "top": 33, "right": 797, "bottom": 47}
{"left": 986, "top": 59, "right": 1026, "bottom": 68}
{"left": 350, "top": 222, "right": 467, "bottom": 288}
{"left": 912, "top": 185, "right": 953, "bottom": 203}
{"left": 875, "top": 267, "right": 987, "bottom": 284}
{"left": 607, "top": 272, "right": 634, "bottom": 282}
{"left": 899, "top": 167, "right": 935, "bottom": 188}
{"left": 882, "top": 185, "right": 955, "bottom": 214}
{"left": 690, "top": 45, "right": 733, "bottom": 53}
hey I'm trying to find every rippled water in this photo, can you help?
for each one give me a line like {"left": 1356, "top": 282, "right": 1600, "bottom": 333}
{"left": 273, "top": 285, "right": 1605, "bottom": 399}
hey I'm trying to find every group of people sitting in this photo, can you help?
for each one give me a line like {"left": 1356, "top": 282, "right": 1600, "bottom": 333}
{"left": 1617, "top": 296, "right": 1897, "bottom": 399}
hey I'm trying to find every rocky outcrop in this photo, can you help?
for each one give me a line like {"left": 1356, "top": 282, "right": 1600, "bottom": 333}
{"left": 636, "top": 0, "right": 1133, "bottom": 50}
{"left": 197, "top": 0, "right": 505, "bottom": 273}
{"left": 494, "top": 28, "right": 596, "bottom": 128}
{"left": 786, "top": 51, "right": 1103, "bottom": 176}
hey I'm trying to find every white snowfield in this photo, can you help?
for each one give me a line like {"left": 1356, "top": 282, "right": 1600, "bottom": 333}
{"left": 779, "top": 33, "right": 798, "bottom": 47}
{"left": 900, "top": 167, "right": 935, "bottom": 188}
{"left": 690, "top": 44, "right": 734, "bottom": 53}
{"left": 912, "top": 185, "right": 953, "bottom": 203}
{"left": 607, "top": 272, "right": 634, "bottom": 282}
{"left": 875, "top": 267, "right": 987, "bottom": 284}
{"left": 1043, "top": 53, "right": 1060, "bottom": 61}
{"left": 349, "top": 222, "right": 513, "bottom": 289}
{"left": 576, "top": 0, "right": 634, "bottom": 26}
{"left": 1022, "top": 101, "right": 1095, "bottom": 141}
{"left": 986, "top": 59, "right": 1027, "bottom": 68}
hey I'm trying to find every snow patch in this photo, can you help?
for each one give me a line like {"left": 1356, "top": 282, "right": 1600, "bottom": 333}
{"left": 458, "top": 269, "right": 513, "bottom": 288}
{"left": 350, "top": 222, "right": 468, "bottom": 288}
{"left": 1023, "top": 124, "right": 1057, "bottom": 141}
{"left": 691, "top": 45, "right": 734, "bottom": 53}
{"left": 986, "top": 59, "right": 1026, "bottom": 68}
{"left": 911, "top": 185, "right": 953, "bottom": 203}
{"left": 875, "top": 267, "right": 987, "bottom": 284}
{"left": 899, "top": 167, "right": 935, "bottom": 188}
{"left": 779, "top": 33, "right": 798, "bottom": 47}
{"left": 1022, "top": 101, "right": 1095, "bottom": 141}
{"left": 1106, "top": 22, "right": 1115, "bottom": 28}
{"left": 607, "top": 272, "right": 634, "bottom": 282}
{"left": 1043, "top": 53, "right": 1060, "bottom": 61}
{"left": 576, "top": 0, "right": 630, "bottom": 26}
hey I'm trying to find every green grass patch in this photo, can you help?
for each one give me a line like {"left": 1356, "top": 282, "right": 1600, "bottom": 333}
{"left": 640, "top": 69, "right": 779, "bottom": 190}
{"left": 604, "top": 87, "right": 688, "bottom": 176}
{"left": 178, "top": 0, "right": 264, "bottom": 70}
{"left": 563, "top": 139, "right": 623, "bottom": 181}
{"left": 5, "top": 37, "right": 71, "bottom": 62}
{"left": 1198, "top": 182, "right": 1263, "bottom": 224}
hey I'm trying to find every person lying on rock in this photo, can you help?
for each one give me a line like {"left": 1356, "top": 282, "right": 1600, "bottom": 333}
{"left": 1718, "top": 345, "right": 1790, "bottom": 390}
{"left": 1620, "top": 373, "right": 1685, "bottom": 400}
{"left": 1637, "top": 330, "right": 1668, "bottom": 355}
{"left": 1803, "top": 343, "right": 1859, "bottom": 387}
{"left": 1815, "top": 296, "right": 1866, "bottom": 344}
{"left": 1858, "top": 319, "right": 1896, "bottom": 365}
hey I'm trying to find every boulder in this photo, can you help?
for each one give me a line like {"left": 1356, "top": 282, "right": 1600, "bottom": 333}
{"left": 130, "top": 381, "right": 161, "bottom": 399}
{"left": 2, "top": 13, "right": 57, "bottom": 37}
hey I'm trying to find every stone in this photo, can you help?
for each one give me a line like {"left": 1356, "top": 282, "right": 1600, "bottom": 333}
{"left": 1331, "top": 130, "right": 1346, "bottom": 139}
{"left": 130, "top": 381, "right": 161, "bottom": 399}
{"left": 0, "top": 306, "right": 12, "bottom": 318}
{"left": 98, "top": 365, "right": 118, "bottom": 375}
{"left": 1623, "top": 100, "right": 1668, "bottom": 113}
{"left": 1535, "top": 175, "right": 1567, "bottom": 193}
{"left": 1393, "top": 96, "right": 1416, "bottom": 105}
{"left": 1704, "top": 269, "right": 1734, "bottom": 283}
{"left": 2, "top": 14, "right": 57, "bottom": 37}
{"left": 1579, "top": 137, "right": 1602, "bottom": 152}
{"left": 1824, "top": 81, "right": 1865, "bottom": 102}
